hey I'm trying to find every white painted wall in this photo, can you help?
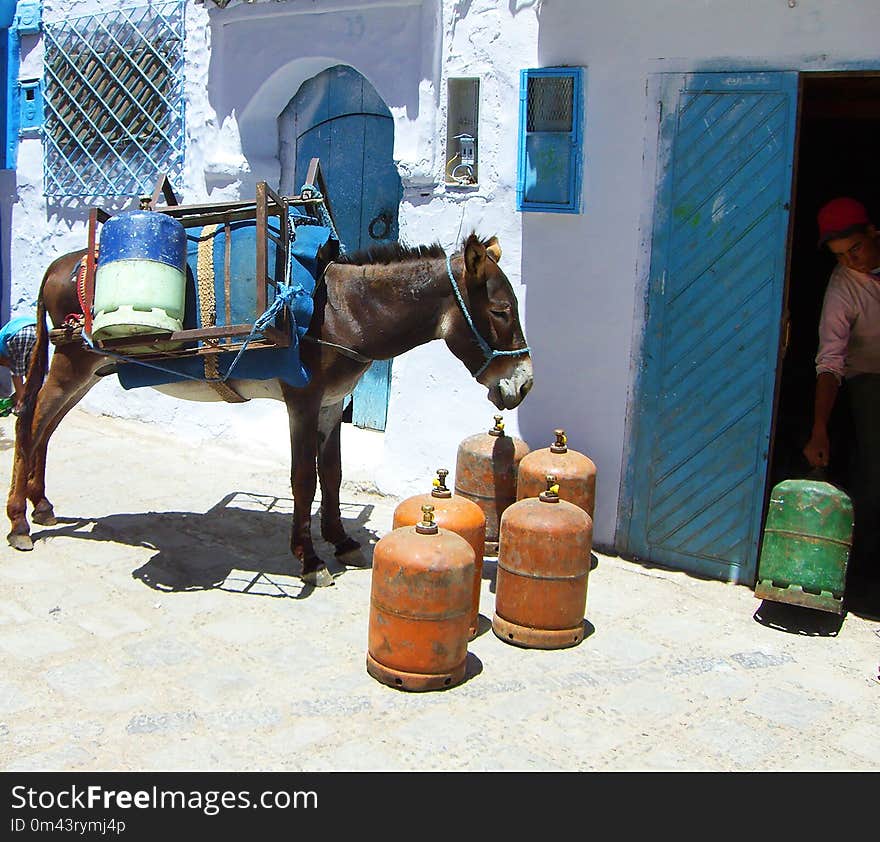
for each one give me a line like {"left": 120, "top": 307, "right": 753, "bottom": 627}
{"left": 6, "top": 0, "right": 539, "bottom": 506}
{"left": 517, "top": 0, "right": 880, "bottom": 550}
{"left": 10, "top": 0, "right": 877, "bottom": 555}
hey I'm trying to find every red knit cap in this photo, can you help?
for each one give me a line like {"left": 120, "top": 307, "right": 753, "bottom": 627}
{"left": 817, "top": 197, "right": 870, "bottom": 245}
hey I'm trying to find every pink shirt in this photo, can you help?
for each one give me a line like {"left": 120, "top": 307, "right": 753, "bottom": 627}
{"left": 815, "top": 264, "right": 880, "bottom": 380}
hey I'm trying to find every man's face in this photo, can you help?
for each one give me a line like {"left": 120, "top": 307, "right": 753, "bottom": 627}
{"left": 826, "top": 226, "right": 880, "bottom": 274}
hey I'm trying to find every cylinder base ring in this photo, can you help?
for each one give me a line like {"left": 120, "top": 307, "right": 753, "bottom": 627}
{"left": 366, "top": 653, "right": 467, "bottom": 692}
{"left": 491, "top": 613, "right": 584, "bottom": 649}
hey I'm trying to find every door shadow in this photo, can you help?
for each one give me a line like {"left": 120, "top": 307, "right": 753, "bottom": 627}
{"left": 32, "top": 491, "right": 380, "bottom": 599}
{"left": 842, "top": 576, "right": 880, "bottom": 622}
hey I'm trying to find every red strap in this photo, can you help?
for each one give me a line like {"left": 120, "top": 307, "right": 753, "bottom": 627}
{"left": 75, "top": 257, "right": 89, "bottom": 316}
{"left": 75, "top": 250, "right": 97, "bottom": 324}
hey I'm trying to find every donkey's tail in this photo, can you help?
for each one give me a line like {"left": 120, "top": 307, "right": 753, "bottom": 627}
{"left": 15, "top": 277, "right": 50, "bottom": 455}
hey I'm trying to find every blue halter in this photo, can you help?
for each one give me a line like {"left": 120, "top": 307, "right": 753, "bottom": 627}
{"left": 446, "top": 253, "right": 531, "bottom": 379}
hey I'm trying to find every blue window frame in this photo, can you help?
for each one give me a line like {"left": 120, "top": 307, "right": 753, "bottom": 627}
{"left": 1, "top": 1, "right": 44, "bottom": 170}
{"left": 516, "top": 67, "right": 584, "bottom": 214}
{"left": 1, "top": 0, "right": 19, "bottom": 170}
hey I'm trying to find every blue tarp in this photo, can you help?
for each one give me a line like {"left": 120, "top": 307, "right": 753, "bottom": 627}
{"left": 115, "top": 210, "right": 334, "bottom": 391}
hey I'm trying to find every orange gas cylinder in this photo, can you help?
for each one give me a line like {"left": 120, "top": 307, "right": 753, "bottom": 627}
{"left": 454, "top": 414, "right": 531, "bottom": 556}
{"left": 367, "top": 505, "right": 475, "bottom": 691}
{"left": 517, "top": 429, "right": 597, "bottom": 519}
{"left": 392, "top": 468, "right": 486, "bottom": 640}
{"left": 493, "top": 476, "right": 593, "bottom": 650}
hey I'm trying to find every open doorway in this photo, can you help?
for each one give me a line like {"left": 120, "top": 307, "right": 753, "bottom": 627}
{"left": 770, "top": 72, "right": 880, "bottom": 614}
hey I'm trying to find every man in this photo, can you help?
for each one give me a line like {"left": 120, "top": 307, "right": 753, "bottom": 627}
{"left": 0, "top": 314, "right": 37, "bottom": 414}
{"left": 804, "top": 197, "right": 880, "bottom": 579}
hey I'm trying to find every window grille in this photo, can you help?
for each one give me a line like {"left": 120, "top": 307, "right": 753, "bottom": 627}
{"left": 42, "top": 1, "right": 185, "bottom": 198}
{"left": 527, "top": 76, "right": 574, "bottom": 134}
{"left": 517, "top": 67, "right": 584, "bottom": 214}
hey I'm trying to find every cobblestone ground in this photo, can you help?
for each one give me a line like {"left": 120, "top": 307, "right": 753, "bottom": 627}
{"left": 0, "top": 409, "right": 878, "bottom": 772}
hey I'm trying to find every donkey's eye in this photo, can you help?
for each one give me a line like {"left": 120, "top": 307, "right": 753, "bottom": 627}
{"left": 490, "top": 305, "right": 511, "bottom": 318}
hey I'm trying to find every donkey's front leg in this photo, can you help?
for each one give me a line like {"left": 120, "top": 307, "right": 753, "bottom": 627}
{"left": 285, "top": 391, "right": 334, "bottom": 587}
{"left": 316, "top": 402, "right": 365, "bottom": 566}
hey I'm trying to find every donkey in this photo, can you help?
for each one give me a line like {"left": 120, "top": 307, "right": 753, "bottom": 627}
{"left": 7, "top": 233, "right": 533, "bottom": 585}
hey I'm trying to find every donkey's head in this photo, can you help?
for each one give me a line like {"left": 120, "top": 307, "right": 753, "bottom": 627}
{"left": 445, "top": 234, "right": 533, "bottom": 410}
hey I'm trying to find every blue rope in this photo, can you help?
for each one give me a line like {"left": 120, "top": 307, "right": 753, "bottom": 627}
{"left": 299, "top": 184, "right": 345, "bottom": 254}
{"left": 445, "top": 254, "right": 530, "bottom": 379}
{"left": 212, "top": 283, "right": 295, "bottom": 381}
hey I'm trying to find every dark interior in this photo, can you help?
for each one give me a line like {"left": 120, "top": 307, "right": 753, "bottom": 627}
{"left": 769, "top": 73, "right": 880, "bottom": 612}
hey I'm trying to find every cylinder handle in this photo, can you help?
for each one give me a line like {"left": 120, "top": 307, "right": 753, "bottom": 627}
{"left": 432, "top": 468, "right": 452, "bottom": 498}
{"left": 550, "top": 428, "right": 568, "bottom": 454}
{"left": 539, "top": 475, "right": 561, "bottom": 503}
{"left": 488, "top": 414, "right": 505, "bottom": 437}
{"left": 416, "top": 504, "right": 439, "bottom": 534}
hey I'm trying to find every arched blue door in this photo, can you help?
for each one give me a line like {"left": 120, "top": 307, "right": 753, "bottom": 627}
{"left": 280, "top": 64, "right": 402, "bottom": 431}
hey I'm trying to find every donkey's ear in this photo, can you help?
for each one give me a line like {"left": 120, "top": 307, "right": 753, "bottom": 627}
{"left": 485, "top": 236, "right": 502, "bottom": 263}
{"left": 463, "top": 234, "right": 489, "bottom": 286}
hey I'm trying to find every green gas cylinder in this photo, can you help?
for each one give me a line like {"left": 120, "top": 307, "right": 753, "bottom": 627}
{"left": 754, "top": 478, "right": 854, "bottom": 614}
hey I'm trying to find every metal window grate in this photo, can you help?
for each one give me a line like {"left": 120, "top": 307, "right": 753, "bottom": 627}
{"left": 42, "top": 1, "right": 185, "bottom": 198}
{"left": 527, "top": 75, "right": 573, "bottom": 133}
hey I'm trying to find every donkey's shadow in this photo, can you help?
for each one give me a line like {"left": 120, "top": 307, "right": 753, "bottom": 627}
{"left": 34, "top": 491, "right": 379, "bottom": 598}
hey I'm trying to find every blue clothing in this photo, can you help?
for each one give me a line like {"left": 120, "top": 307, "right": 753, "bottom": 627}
{"left": 0, "top": 316, "right": 37, "bottom": 358}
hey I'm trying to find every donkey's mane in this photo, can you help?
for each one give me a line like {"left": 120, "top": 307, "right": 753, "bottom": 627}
{"left": 333, "top": 242, "right": 446, "bottom": 266}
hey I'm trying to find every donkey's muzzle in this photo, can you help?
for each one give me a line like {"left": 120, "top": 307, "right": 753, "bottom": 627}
{"left": 496, "top": 359, "right": 534, "bottom": 409}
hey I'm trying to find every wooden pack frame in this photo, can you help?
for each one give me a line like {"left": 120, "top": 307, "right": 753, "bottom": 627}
{"left": 78, "top": 158, "right": 336, "bottom": 362}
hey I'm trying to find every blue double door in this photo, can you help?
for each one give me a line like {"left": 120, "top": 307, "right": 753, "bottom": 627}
{"left": 622, "top": 72, "right": 799, "bottom": 584}
{"left": 283, "top": 64, "right": 402, "bottom": 430}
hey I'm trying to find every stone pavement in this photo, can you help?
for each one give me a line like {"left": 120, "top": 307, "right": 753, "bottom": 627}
{"left": 0, "top": 409, "right": 878, "bottom": 772}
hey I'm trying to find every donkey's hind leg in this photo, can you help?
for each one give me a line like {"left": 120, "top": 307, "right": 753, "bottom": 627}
{"left": 8, "top": 347, "right": 101, "bottom": 548}
{"left": 28, "top": 371, "right": 101, "bottom": 525}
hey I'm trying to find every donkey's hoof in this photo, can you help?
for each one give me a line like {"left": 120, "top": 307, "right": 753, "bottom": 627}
{"left": 31, "top": 507, "right": 57, "bottom": 526}
{"left": 7, "top": 532, "right": 34, "bottom": 551}
{"left": 335, "top": 538, "right": 368, "bottom": 568}
{"left": 301, "top": 565, "right": 335, "bottom": 588}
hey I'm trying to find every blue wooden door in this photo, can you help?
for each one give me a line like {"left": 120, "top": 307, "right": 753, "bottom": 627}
{"left": 622, "top": 72, "right": 798, "bottom": 584}
{"left": 290, "top": 65, "right": 401, "bottom": 431}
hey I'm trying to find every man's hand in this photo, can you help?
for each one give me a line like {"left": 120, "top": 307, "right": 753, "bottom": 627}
{"left": 803, "top": 427, "right": 830, "bottom": 467}
{"left": 805, "top": 373, "right": 839, "bottom": 469}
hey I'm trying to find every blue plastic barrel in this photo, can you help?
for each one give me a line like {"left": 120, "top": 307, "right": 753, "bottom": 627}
{"left": 91, "top": 211, "right": 188, "bottom": 353}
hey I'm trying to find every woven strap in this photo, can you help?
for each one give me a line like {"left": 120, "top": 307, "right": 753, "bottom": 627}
{"left": 197, "top": 224, "right": 248, "bottom": 404}
{"left": 75, "top": 251, "right": 96, "bottom": 316}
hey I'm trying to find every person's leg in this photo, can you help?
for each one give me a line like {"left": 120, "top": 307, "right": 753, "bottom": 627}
{"left": 846, "top": 374, "right": 880, "bottom": 579}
